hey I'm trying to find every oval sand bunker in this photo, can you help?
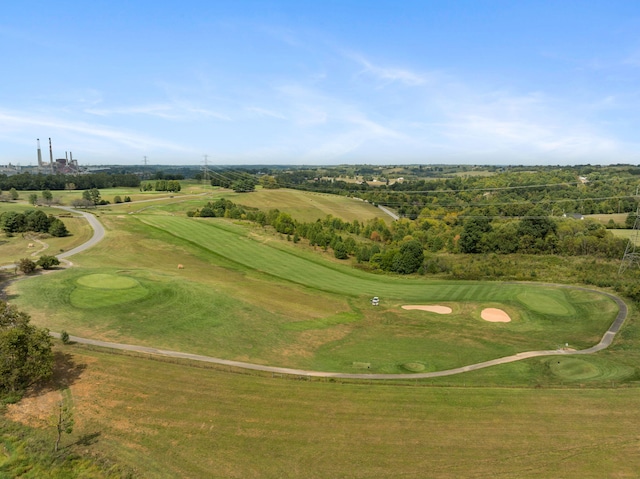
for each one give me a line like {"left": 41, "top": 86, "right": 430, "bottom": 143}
{"left": 402, "top": 305, "right": 452, "bottom": 314}
{"left": 481, "top": 308, "right": 511, "bottom": 323}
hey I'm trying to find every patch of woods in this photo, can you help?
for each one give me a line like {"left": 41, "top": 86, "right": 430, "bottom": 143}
{"left": 0, "top": 208, "right": 69, "bottom": 237}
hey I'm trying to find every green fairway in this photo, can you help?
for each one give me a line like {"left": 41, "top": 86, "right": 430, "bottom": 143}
{"left": 11, "top": 213, "right": 621, "bottom": 375}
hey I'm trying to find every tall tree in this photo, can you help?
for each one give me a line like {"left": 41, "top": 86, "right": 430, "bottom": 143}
{"left": 0, "top": 301, "right": 53, "bottom": 396}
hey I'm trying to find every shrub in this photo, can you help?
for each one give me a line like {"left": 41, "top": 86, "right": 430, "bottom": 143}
{"left": 17, "top": 258, "right": 37, "bottom": 274}
{"left": 37, "top": 255, "right": 60, "bottom": 270}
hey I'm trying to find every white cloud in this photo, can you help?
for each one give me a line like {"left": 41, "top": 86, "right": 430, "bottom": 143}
{"left": 347, "top": 53, "right": 428, "bottom": 87}
{"left": 85, "top": 102, "right": 231, "bottom": 121}
{"left": 244, "top": 106, "right": 287, "bottom": 120}
{"left": 0, "top": 109, "right": 189, "bottom": 152}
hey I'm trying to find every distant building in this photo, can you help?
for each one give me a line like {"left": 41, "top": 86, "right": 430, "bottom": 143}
{"left": 563, "top": 213, "right": 584, "bottom": 220}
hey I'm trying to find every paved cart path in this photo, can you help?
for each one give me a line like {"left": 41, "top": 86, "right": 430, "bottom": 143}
{"left": 13, "top": 204, "right": 628, "bottom": 380}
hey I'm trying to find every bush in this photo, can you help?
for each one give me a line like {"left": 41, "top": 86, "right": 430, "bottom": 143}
{"left": 37, "top": 255, "right": 60, "bottom": 270}
{"left": 17, "top": 258, "right": 37, "bottom": 274}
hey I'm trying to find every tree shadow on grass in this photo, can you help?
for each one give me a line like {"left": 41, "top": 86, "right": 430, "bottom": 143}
{"left": 72, "top": 431, "right": 102, "bottom": 447}
{"left": 28, "top": 351, "right": 87, "bottom": 396}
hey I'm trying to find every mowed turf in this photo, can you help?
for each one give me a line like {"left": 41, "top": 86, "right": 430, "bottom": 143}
{"left": 11, "top": 213, "right": 620, "bottom": 374}
{"left": 14, "top": 345, "right": 640, "bottom": 479}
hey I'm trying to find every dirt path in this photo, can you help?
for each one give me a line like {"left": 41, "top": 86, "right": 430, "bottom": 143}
{"left": 13, "top": 202, "right": 630, "bottom": 380}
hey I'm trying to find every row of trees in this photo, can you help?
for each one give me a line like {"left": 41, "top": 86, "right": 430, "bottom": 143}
{"left": 141, "top": 180, "right": 182, "bottom": 192}
{"left": 0, "top": 172, "right": 140, "bottom": 191}
{"left": 0, "top": 209, "right": 69, "bottom": 237}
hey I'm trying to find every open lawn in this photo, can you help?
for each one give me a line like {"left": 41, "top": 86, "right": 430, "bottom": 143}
{"left": 6, "top": 345, "right": 640, "bottom": 478}
{"left": 9, "top": 212, "right": 620, "bottom": 374}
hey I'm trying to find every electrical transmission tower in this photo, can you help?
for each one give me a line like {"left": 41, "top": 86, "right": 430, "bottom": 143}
{"left": 619, "top": 206, "right": 640, "bottom": 274}
{"left": 202, "top": 155, "right": 210, "bottom": 186}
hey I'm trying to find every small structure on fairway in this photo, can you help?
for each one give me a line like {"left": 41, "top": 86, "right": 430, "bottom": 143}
{"left": 371, "top": 296, "right": 379, "bottom": 306}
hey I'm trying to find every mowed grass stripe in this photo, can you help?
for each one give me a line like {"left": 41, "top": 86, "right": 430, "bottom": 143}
{"left": 139, "top": 215, "right": 520, "bottom": 301}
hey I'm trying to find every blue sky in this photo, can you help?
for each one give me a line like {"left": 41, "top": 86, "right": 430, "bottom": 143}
{"left": 1, "top": 1, "right": 639, "bottom": 166}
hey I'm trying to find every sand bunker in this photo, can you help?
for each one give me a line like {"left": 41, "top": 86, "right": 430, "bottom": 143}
{"left": 402, "top": 305, "right": 452, "bottom": 314}
{"left": 481, "top": 308, "right": 511, "bottom": 323}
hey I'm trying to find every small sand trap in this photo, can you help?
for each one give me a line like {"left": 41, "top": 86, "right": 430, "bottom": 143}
{"left": 481, "top": 308, "right": 511, "bottom": 322}
{"left": 402, "top": 305, "right": 452, "bottom": 314}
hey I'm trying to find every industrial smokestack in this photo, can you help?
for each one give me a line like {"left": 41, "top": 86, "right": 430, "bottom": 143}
{"left": 48, "top": 138, "right": 54, "bottom": 174}
{"left": 37, "top": 139, "right": 42, "bottom": 167}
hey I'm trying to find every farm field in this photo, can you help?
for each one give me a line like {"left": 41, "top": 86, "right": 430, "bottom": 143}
{"left": 9, "top": 200, "right": 622, "bottom": 375}
{"left": 610, "top": 228, "right": 640, "bottom": 245}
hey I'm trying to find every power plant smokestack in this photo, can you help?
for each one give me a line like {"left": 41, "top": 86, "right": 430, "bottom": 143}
{"left": 48, "top": 138, "right": 54, "bottom": 174}
{"left": 37, "top": 139, "right": 43, "bottom": 167}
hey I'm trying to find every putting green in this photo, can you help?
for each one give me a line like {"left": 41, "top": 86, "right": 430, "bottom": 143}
{"left": 72, "top": 273, "right": 148, "bottom": 309}
{"left": 77, "top": 273, "right": 140, "bottom": 290}
{"left": 548, "top": 358, "right": 635, "bottom": 381}
{"left": 517, "top": 291, "right": 572, "bottom": 316}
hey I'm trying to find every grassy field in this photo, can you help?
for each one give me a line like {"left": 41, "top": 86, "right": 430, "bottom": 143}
{"left": 216, "top": 187, "right": 387, "bottom": 223}
{"left": 6, "top": 344, "right": 640, "bottom": 478}
{"left": 9, "top": 210, "right": 620, "bottom": 374}
{"left": 4, "top": 188, "right": 640, "bottom": 478}
{"left": 610, "top": 228, "right": 640, "bottom": 245}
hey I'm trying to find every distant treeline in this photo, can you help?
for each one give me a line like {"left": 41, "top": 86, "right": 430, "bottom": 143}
{"left": 0, "top": 172, "right": 140, "bottom": 191}
{"left": 270, "top": 166, "right": 640, "bottom": 219}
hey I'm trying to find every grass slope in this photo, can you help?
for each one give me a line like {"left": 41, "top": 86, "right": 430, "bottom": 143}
{"left": 10, "top": 345, "right": 639, "bottom": 479}
{"left": 218, "top": 187, "right": 387, "bottom": 223}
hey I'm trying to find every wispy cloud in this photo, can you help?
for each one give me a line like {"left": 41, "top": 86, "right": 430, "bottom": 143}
{"left": 347, "top": 53, "right": 428, "bottom": 87}
{"left": 85, "top": 102, "right": 231, "bottom": 121}
{"left": 0, "top": 109, "right": 188, "bottom": 151}
{"left": 244, "top": 106, "right": 287, "bottom": 120}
